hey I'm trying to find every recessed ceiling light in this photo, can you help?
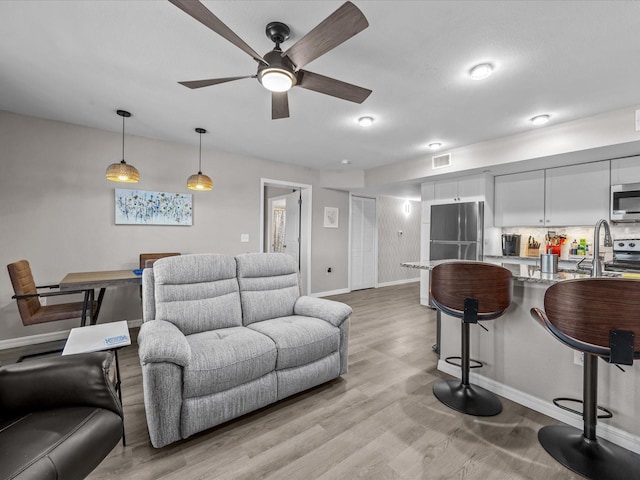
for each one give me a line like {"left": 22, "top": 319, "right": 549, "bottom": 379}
{"left": 358, "top": 116, "right": 374, "bottom": 127}
{"left": 530, "top": 114, "right": 550, "bottom": 125}
{"left": 428, "top": 142, "right": 443, "bottom": 151}
{"left": 340, "top": 159, "right": 351, "bottom": 165}
{"left": 469, "top": 63, "right": 493, "bottom": 80}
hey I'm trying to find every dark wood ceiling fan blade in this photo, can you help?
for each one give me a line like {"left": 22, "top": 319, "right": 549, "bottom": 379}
{"left": 272, "top": 92, "right": 290, "bottom": 119}
{"left": 283, "top": 1, "right": 368, "bottom": 70}
{"left": 298, "top": 70, "right": 371, "bottom": 103}
{"left": 178, "top": 76, "right": 253, "bottom": 89}
{"left": 169, "top": 0, "right": 266, "bottom": 65}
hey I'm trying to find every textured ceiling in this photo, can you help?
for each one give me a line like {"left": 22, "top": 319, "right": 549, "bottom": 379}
{"left": 1, "top": 0, "right": 639, "bottom": 176}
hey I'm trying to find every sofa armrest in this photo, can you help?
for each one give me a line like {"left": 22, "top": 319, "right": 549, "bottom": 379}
{"left": 294, "top": 296, "right": 352, "bottom": 327}
{"left": 0, "top": 351, "right": 122, "bottom": 417}
{"left": 138, "top": 320, "right": 191, "bottom": 367}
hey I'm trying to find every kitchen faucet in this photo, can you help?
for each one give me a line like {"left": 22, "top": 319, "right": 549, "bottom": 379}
{"left": 592, "top": 218, "right": 613, "bottom": 277}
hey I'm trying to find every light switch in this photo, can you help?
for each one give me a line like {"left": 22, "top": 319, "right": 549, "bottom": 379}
{"left": 240, "top": 234, "right": 249, "bottom": 243}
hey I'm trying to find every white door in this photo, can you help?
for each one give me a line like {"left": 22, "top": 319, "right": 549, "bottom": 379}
{"left": 351, "top": 196, "right": 376, "bottom": 290}
{"left": 283, "top": 191, "right": 300, "bottom": 266}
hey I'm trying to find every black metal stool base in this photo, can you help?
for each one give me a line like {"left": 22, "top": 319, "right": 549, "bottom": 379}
{"left": 432, "top": 379, "right": 502, "bottom": 416}
{"left": 539, "top": 424, "right": 640, "bottom": 480}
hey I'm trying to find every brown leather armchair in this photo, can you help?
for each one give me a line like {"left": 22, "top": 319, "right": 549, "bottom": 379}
{"left": 0, "top": 352, "right": 123, "bottom": 480}
{"left": 7, "top": 260, "right": 96, "bottom": 327}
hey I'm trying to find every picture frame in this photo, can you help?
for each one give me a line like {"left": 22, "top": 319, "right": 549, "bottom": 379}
{"left": 115, "top": 188, "right": 193, "bottom": 226}
{"left": 323, "top": 206, "right": 339, "bottom": 228}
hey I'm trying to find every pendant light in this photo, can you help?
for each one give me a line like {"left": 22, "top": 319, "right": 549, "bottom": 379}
{"left": 187, "top": 128, "right": 213, "bottom": 191}
{"left": 105, "top": 110, "right": 140, "bottom": 183}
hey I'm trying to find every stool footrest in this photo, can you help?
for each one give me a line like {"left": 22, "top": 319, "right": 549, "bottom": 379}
{"left": 552, "top": 397, "right": 613, "bottom": 419}
{"left": 444, "top": 356, "right": 483, "bottom": 369}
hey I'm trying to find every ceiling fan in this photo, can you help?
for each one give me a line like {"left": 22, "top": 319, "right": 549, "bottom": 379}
{"left": 169, "top": 0, "right": 372, "bottom": 119}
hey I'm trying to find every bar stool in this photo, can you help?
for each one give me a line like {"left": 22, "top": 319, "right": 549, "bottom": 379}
{"left": 530, "top": 277, "right": 640, "bottom": 480}
{"left": 431, "top": 261, "right": 512, "bottom": 416}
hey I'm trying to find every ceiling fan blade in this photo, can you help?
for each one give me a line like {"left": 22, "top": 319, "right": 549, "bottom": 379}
{"left": 272, "top": 92, "right": 290, "bottom": 120}
{"left": 298, "top": 70, "right": 371, "bottom": 104}
{"left": 169, "top": 0, "right": 266, "bottom": 65}
{"left": 178, "top": 76, "right": 253, "bottom": 89}
{"left": 283, "top": 1, "right": 368, "bottom": 70}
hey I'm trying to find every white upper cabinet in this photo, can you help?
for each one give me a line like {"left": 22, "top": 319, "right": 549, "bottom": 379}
{"left": 611, "top": 156, "right": 640, "bottom": 185}
{"left": 433, "top": 175, "right": 487, "bottom": 202}
{"left": 545, "top": 161, "right": 610, "bottom": 226}
{"left": 494, "top": 170, "right": 545, "bottom": 227}
{"left": 494, "top": 161, "right": 610, "bottom": 227}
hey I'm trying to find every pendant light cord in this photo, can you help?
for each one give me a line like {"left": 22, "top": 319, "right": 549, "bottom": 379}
{"left": 198, "top": 131, "right": 203, "bottom": 173}
{"left": 121, "top": 114, "right": 125, "bottom": 162}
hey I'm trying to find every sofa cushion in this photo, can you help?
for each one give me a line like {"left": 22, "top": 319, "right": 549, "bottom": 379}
{"left": 183, "top": 327, "right": 277, "bottom": 397}
{"left": 153, "top": 254, "right": 242, "bottom": 335}
{"left": 236, "top": 253, "right": 300, "bottom": 325}
{"left": 248, "top": 316, "right": 340, "bottom": 370}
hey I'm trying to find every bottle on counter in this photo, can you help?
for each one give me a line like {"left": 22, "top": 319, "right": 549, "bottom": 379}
{"left": 570, "top": 239, "right": 578, "bottom": 256}
{"left": 578, "top": 238, "right": 587, "bottom": 256}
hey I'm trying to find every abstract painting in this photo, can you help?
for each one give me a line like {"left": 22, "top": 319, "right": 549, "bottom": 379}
{"left": 115, "top": 189, "right": 193, "bottom": 225}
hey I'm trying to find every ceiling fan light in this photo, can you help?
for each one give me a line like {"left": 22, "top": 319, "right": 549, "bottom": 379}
{"left": 187, "top": 172, "right": 213, "bottom": 191}
{"left": 260, "top": 69, "right": 294, "bottom": 92}
{"left": 105, "top": 160, "right": 140, "bottom": 183}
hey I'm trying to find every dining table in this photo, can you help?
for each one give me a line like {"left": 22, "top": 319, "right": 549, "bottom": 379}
{"left": 58, "top": 269, "right": 141, "bottom": 326}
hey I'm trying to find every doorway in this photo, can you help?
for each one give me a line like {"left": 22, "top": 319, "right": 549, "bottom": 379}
{"left": 350, "top": 195, "right": 377, "bottom": 290}
{"left": 261, "top": 179, "right": 311, "bottom": 295}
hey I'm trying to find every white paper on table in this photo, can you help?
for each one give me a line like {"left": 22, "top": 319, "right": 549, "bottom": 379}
{"left": 62, "top": 320, "right": 131, "bottom": 355}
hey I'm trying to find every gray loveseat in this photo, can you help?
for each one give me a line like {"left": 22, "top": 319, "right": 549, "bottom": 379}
{"left": 138, "top": 252, "right": 352, "bottom": 448}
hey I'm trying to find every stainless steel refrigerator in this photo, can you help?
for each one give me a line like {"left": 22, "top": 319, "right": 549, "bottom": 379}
{"left": 430, "top": 201, "right": 484, "bottom": 263}
{"left": 429, "top": 201, "right": 484, "bottom": 354}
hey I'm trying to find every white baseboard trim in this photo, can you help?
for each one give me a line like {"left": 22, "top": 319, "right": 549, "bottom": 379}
{"left": 309, "top": 288, "right": 351, "bottom": 298}
{"left": 437, "top": 360, "right": 640, "bottom": 454}
{"left": 0, "top": 319, "right": 143, "bottom": 350}
{"left": 377, "top": 278, "right": 419, "bottom": 288}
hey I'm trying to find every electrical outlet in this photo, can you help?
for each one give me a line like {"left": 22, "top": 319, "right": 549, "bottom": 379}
{"left": 240, "top": 234, "right": 249, "bottom": 243}
{"left": 574, "top": 350, "right": 584, "bottom": 366}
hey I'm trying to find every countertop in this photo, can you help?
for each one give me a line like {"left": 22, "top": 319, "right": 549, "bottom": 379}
{"left": 400, "top": 256, "right": 620, "bottom": 285}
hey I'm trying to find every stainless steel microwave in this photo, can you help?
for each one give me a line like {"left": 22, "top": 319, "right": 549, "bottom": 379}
{"left": 611, "top": 183, "right": 640, "bottom": 221}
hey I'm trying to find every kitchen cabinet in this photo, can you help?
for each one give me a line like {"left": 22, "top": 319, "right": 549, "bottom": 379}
{"left": 545, "top": 161, "right": 609, "bottom": 226}
{"left": 494, "top": 170, "right": 545, "bottom": 227}
{"left": 494, "top": 161, "right": 610, "bottom": 227}
{"left": 611, "top": 156, "right": 640, "bottom": 185}
{"left": 433, "top": 175, "right": 486, "bottom": 202}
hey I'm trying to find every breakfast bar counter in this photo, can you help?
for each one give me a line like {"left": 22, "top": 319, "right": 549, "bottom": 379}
{"left": 402, "top": 257, "right": 640, "bottom": 454}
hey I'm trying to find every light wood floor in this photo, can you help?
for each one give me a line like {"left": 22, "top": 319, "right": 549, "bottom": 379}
{"left": 89, "top": 283, "right": 578, "bottom": 480}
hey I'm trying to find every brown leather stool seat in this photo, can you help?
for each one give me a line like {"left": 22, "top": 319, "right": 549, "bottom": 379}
{"left": 430, "top": 261, "right": 512, "bottom": 416}
{"left": 531, "top": 277, "right": 640, "bottom": 480}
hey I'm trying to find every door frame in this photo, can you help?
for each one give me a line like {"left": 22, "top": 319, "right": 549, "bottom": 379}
{"left": 260, "top": 178, "right": 312, "bottom": 295}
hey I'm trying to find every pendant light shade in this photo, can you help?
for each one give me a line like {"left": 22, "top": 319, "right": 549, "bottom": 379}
{"left": 105, "top": 110, "right": 140, "bottom": 183}
{"left": 187, "top": 128, "right": 213, "bottom": 191}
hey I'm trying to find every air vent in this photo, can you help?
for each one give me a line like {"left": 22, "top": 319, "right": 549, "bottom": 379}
{"left": 432, "top": 153, "right": 451, "bottom": 169}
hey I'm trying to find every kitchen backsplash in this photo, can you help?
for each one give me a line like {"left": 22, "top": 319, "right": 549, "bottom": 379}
{"left": 500, "top": 224, "right": 640, "bottom": 259}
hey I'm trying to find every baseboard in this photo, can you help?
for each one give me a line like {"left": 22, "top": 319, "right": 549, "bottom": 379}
{"left": 376, "top": 278, "right": 419, "bottom": 288}
{"left": 437, "top": 360, "right": 640, "bottom": 454}
{"left": 0, "top": 318, "right": 143, "bottom": 350}
{"left": 309, "top": 288, "right": 351, "bottom": 298}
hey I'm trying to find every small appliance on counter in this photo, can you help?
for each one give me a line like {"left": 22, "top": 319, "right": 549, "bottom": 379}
{"left": 502, "top": 234, "right": 521, "bottom": 256}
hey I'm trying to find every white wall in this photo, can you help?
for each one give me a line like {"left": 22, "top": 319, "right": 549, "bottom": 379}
{"left": 377, "top": 196, "right": 420, "bottom": 285}
{"left": 0, "top": 111, "right": 349, "bottom": 343}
